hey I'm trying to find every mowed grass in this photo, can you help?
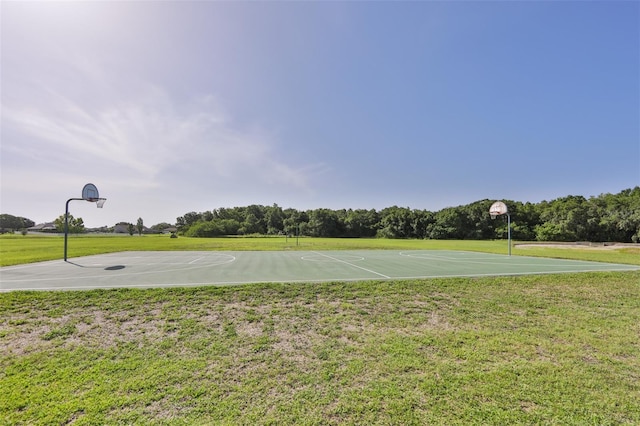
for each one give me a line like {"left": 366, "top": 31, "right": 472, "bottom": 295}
{"left": 1, "top": 236, "right": 640, "bottom": 424}
{"left": 2, "top": 272, "right": 640, "bottom": 424}
{"left": 1, "top": 234, "right": 640, "bottom": 266}
{"left": 1, "top": 234, "right": 509, "bottom": 266}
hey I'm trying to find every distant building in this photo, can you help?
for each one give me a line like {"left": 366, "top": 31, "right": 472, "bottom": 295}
{"left": 27, "top": 222, "right": 57, "bottom": 232}
{"left": 113, "top": 223, "right": 159, "bottom": 234}
{"left": 113, "top": 223, "right": 131, "bottom": 234}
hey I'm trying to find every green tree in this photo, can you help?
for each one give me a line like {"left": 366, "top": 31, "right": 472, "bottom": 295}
{"left": 184, "top": 221, "right": 223, "bottom": 237}
{"left": 150, "top": 222, "right": 173, "bottom": 232}
{"left": 173, "top": 187, "right": 639, "bottom": 241}
{"left": 428, "top": 208, "right": 464, "bottom": 239}
{"left": 246, "top": 205, "right": 267, "bottom": 234}
{"left": 136, "top": 217, "right": 144, "bottom": 236}
{"left": 378, "top": 206, "right": 415, "bottom": 238}
{"left": 344, "top": 209, "right": 380, "bottom": 237}
{"left": 459, "top": 200, "right": 495, "bottom": 239}
{"left": 176, "top": 211, "right": 203, "bottom": 233}
{"left": 240, "top": 213, "right": 261, "bottom": 235}
{"left": 184, "top": 219, "right": 240, "bottom": 237}
{"left": 265, "top": 204, "right": 284, "bottom": 234}
{"left": 214, "top": 207, "right": 244, "bottom": 222}
{"left": 308, "top": 209, "right": 340, "bottom": 237}
{"left": 0, "top": 214, "right": 34, "bottom": 232}
{"left": 283, "top": 209, "right": 308, "bottom": 236}
{"left": 592, "top": 187, "right": 640, "bottom": 242}
{"left": 54, "top": 214, "right": 85, "bottom": 234}
{"left": 536, "top": 196, "right": 589, "bottom": 241}
{"left": 511, "top": 202, "right": 540, "bottom": 241}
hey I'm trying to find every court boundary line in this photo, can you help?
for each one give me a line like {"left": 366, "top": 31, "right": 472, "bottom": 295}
{"left": 398, "top": 250, "right": 637, "bottom": 268}
{"left": 1, "top": 250, "right": 638, "bottom": 292}
{"left": 5, "top": 267, "right": 639, "bottom": 292}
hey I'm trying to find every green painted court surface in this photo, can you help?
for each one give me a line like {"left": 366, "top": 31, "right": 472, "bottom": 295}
{"left": 1, "top": 250, "right": 638, "bottom": 292}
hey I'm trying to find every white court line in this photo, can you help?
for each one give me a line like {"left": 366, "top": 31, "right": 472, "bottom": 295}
{"left": 399, "top": 251, "right": 509, "bottom": 261}
{"left": 2, "top": 251, "right": 637, "bottom": 292}
{"left": 310, "top": 251, "right": 391, "bottom": 279}
{"left": 8, "top": 266, "right": 639, "bottom": 292}
{"left": 398, "top": 251, "right": 639, "bottom": 269}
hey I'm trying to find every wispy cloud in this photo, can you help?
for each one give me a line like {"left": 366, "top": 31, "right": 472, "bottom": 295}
{"left": 2, "top": 85, "right": 323, "bottom": 194}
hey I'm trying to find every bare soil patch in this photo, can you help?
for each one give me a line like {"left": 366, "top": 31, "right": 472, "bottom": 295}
{"left": 515, "top": 242, "right": 633, "bottom": 250}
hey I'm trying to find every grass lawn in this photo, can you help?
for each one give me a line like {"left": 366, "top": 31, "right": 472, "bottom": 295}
{"left": 1, "top": 236, "right": 639, "bottom": 424}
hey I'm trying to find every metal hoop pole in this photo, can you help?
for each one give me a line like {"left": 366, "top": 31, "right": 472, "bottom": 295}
{"left": 507, "top": 212, "right": 511, "bottom": 256}
{"left": 64, "top": 198, "right": 83, "bottom": 262}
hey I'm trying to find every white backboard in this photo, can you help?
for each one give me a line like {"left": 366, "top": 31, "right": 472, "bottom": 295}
{"left": 82, "top": 183, "right": 99, "bottom": 201}
{"left": 489, "top": 201, "right": 508, "bottom": 216}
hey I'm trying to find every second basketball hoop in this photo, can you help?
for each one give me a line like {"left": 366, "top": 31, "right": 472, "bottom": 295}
{"left": 489, "top": 201, "right": 511, "bottom": 256}
{"left": 489, "top": 201, "right": 508, "bottom": 218}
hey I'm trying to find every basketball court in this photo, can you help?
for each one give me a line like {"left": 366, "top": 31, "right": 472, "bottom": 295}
{"left": 1, "top": 250, "right": 638, "bottom": 292}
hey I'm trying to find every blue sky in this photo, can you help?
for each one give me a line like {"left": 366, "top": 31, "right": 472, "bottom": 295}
{"left": 2, "top": 1, "right": 639, "bottom": 228}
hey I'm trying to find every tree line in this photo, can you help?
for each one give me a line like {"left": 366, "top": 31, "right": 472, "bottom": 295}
{"left": 3, "top": 187, "right": 638, "bottom": 242}
{"left": 0, "top": 214, "right": 34, "bottom": 233}
{"left": 176, "top": 187, "right": 640, "bottom": 243}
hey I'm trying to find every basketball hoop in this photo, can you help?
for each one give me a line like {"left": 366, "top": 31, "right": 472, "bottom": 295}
{"left": 81, "top": 184, "right": 106, "bottom": 208}
{"left": 489, "top": 201, "right": 511, "bottom": 256}
{"left": 489, "top": 201, "right": 508, "bottom": 217}
{"left": 82, "top": 183, "right": 99, "bottom": 201}
{"left": 64, "top": 183, "right": 107, "bottom": 261}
